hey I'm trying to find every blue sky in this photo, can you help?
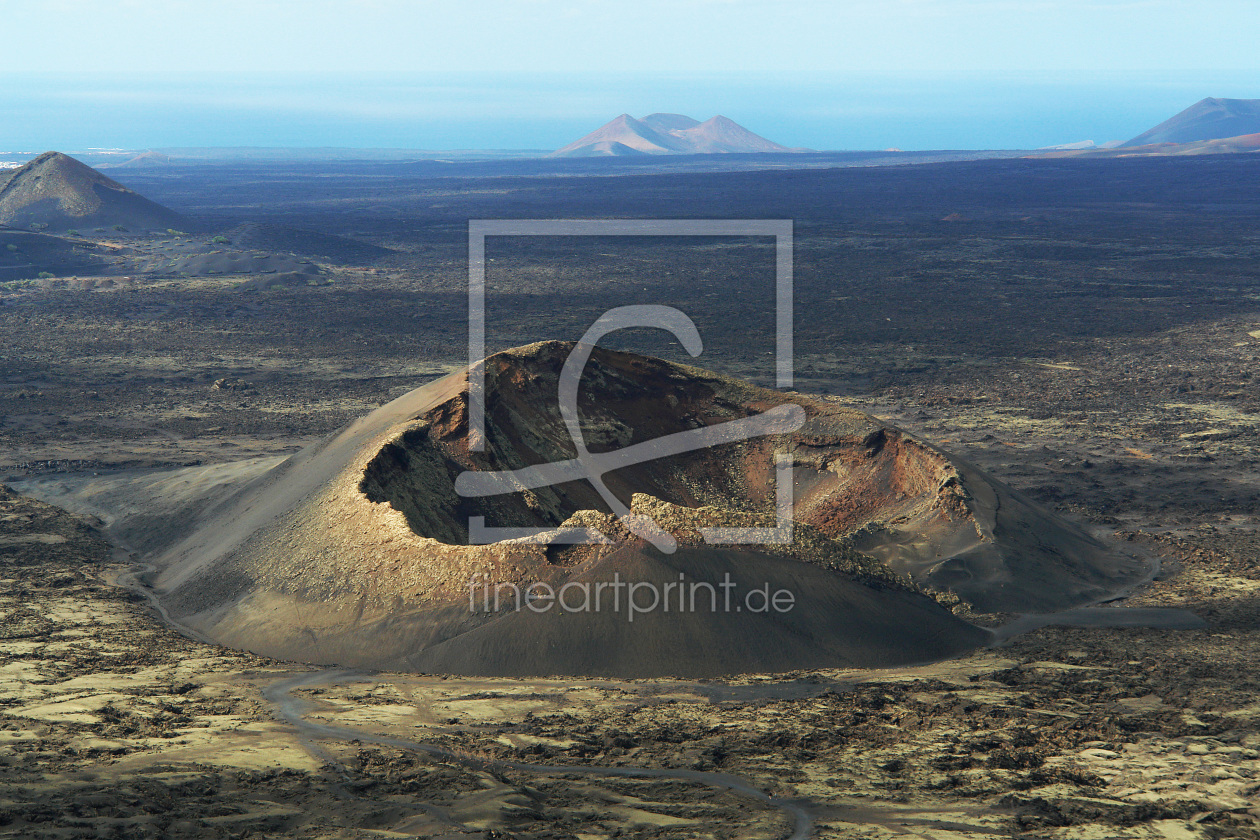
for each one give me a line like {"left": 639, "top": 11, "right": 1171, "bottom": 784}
{"left": 4, "top": 0, "right": 1260, "bottom": 150}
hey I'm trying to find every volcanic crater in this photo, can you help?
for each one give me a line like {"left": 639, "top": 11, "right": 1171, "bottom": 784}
{"left": 97, "top": 341, "right": 1148, "bottom": 677}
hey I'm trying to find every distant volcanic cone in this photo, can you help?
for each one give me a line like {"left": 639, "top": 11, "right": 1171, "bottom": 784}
{"left": 0, "top": 151, "right": 187, "bottom": 231}
{"left": 151, "top": 343, "right": 1146, "bottom": 677}
{"left": 1123, "top": 97, "right": 1260, "bottom": 146}
{"left": 552, "top": 113, "right": 802, "bottom": 157}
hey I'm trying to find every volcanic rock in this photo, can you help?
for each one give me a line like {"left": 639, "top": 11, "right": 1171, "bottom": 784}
{"left": 222, "top": 221, "right": 393, "bottom": 263}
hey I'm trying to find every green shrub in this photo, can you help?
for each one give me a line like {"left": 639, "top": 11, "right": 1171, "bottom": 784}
{"left": 5, "top": 244, "right": 16, "bottom": 253}
{"left": 211, "top": 235, "right": 230, "bottom": 244}
{"left": 37, "top": 271, "right": 54, "bottom": 279}
{"left": 67, "top": 229, "right": 80, "bottom": 236}
{"left": 113, "top": 225, "right": 128, "bottom": 232}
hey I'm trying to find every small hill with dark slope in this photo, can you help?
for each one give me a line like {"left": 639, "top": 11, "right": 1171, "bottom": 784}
{"left": 222, "top": 222, "right": 394, "bottom": 264}
{"left": 102, "top": 151, "right": 175, "bottom": 169}
{"left": 0, "top": 152, "right": 188, "bottom": 231}
{"left": 553, "top": 114, "right": 801, "bottom": 157}
{"left": 0, "top": 228, "right": 113, "bottom": 280}
{"left": 1124, "top": 98, "right": 1260, "bottom": 146}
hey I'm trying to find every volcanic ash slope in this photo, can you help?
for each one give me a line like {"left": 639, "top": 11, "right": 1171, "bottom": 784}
{"left": 152, "top": 343, "right": 1146, "bottom": 677}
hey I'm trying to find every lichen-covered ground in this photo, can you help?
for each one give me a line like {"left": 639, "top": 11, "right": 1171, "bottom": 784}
{"left": 3, "top": 468, "right": 1258, "bottom": 838}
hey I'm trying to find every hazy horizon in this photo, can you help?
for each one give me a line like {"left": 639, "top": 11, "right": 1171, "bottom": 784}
{"left": 4, "top": 0, "right": 1259, "bottom": 154}
{"left": 5, "top": 71, "right": 1260, "bottom": 154}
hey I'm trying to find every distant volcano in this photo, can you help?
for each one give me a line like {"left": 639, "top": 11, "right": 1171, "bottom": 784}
{"left": 552, "top": 113, "right": 804, "bottom": 157}
{"left": 1124, "top": 98, "right": 1260, "bottom": 146}
{"left": 0, "top": 151, "right": 187, "bottom": 231}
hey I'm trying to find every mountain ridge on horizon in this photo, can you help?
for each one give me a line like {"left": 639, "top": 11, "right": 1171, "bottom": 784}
{"left": 1123, "top": 97, "right": 1260, "bottom": 147}
{"left": 552, "top": 113, "right": 806, "bottom": 157}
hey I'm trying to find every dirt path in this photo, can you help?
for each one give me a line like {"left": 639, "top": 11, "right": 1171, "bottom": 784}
{"left": 264, "top": 669, "right": 816, "bottom": 839}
